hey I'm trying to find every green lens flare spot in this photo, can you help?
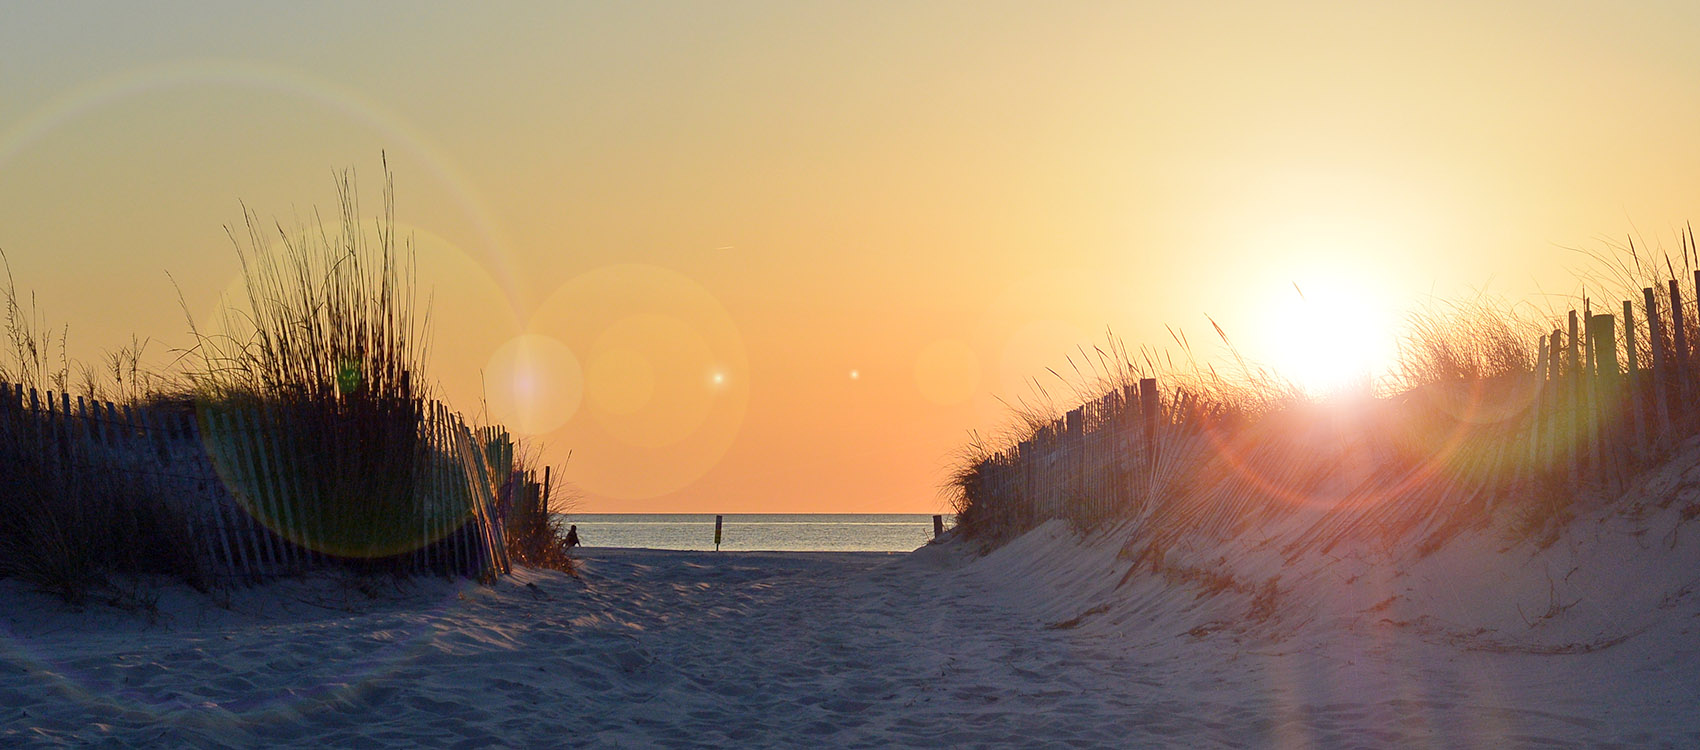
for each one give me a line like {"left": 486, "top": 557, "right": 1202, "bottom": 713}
{"left": 337, "top": 360, "right": 363, "bottom": 395}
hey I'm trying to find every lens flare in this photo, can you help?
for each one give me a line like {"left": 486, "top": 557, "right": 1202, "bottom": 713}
{"left": 484, "top": 334, "right": 584, "bottom": 435}
{"left": 527, "top": 264, "right": 749, "bottom": 500}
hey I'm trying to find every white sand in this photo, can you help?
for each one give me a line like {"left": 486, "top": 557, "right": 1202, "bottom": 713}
{"left": 5, "top": 468, "right": 1700, "bottom": 746}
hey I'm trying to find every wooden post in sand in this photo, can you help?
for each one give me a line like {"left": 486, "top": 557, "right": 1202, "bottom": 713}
{"left": 1140, "top": 378, "right": 1159, "bottom": 488}
{"left": 1645, "top": 287, "right": 1673, "bottom": 438}
{"left": 1536, "top": 338, "right": 1550, "bottom": 476}
{"left": 714, "top": 514, "right": 723, "bottom": 552}
{"left": 1064, "top": 407, "right": 1083, "bottom": 521}
{"left": 1686, "top": 267, "right": 1700, "bottom": 386}
{"left": 1670, "top": 279, "right": 1689, "bottom": 414}
{"left": 1587, "top": 313, "right": 1622, "bottom": 492}
{"left": 541, "top": 465, "right": 553, "bottom": 519}
{"left": 1567, "top": 311, "right": 1582, "bottom": 483}
{"left": 1624, "top": 299, "right": 1649, "bottom": 458}
{"left": 933, "top": 514, "right": 944, "bottom": 539}
{"left": 1120, "top": 383, "right": 1137, "bottom": 513}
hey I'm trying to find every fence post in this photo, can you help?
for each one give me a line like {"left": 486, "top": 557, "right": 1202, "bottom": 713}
{"left": 249, "top": 407, "right": 304, "bottom": 572}
{"left": 170, "top": 403, "right": 217, "bottom": 580}
{"left": 541, "top": 464, "right": 552, "bottom": 519}
{"left": 72, "top": 396, "right": 106, "bottom": 542}
{"left": 1529, "top": 336, "right": 1547, "bottom": 478}
{"left": 472, "top": 420, "right": 506, "bottom": 577}
{"left": 1140, "top": 378, "right": 1160, "bottom": 494}
{"left": 1028, "top": 436, "right": 1039, "bottom": 531}
{"left": 1120, "top": 383, "right": 1137, "bottom": 516}
{"left": 271, "top": 404, "right": 324, "bottom": 571}
{"left": 182, "top": 407, "right": 245, "bottom": 581}
{"left": 1588, "top": 313, "right": 1624, "bottom": 493}
{"left": 1084, "top": 401, "right": 1097, "bottom": 521}
{"left": 1693, "top": 268, "right": 1700, "bottom": 376}
{"left": 1012, "top": 442, "right": 1025, "bottom": 534}
{"left": 421, "top": 404, "right": 439, "bottom": 573}
{"left": 448, "top": 409, "right": 467, "bottom": 576}
{"left": 1583, "top": 312, "right": 1600, "bottom": 484}
{"left": 230, "top": 408, "right": 285, "bottom": 575}
{"left": 424, "top": 405, "right": 443, "bottom": 575}
{"left": 76, "top": 395, "right": 94, "bottom": 446}
{"left": 453, "top": 412, "right": 481, "bottom": 577}
{"left": 220, "top": 407, "right": 271, "bottom": 580}
{"left": 1670, "top": 279, "right": 1689, "bottom": 416}
{"left": 236, "top": 408, "right": 293, "bottom": 573}
{"left": 456, "top": 418, "right": 486, "bottom": 578}
{"left": 1645, "top": 287, "right": 1673, "bottom": 438}
{"left": 58, "top": 393, "right": 72, "bottom": 478}
{"left": 426, "top": 404, "right": 449, "bottom": 575}
{"left": 462, "top": 418, "right": 508, "bottom": 576}
{"left": 1564, "top": 312, "right": 1581, "bottom": 484}
{"left": 438, "top": 405, "right": 465, "bottom": 576}
{"left": 1623, "top": 299, "right": 1649, "bottom": 458}
{"left": 1065, "top": 408, "right": 1083, "bottom": 522}
{"left": 212, "top": 409, "right": 271, "bottom": 578}
{"left": 44, "top": 392, "right": 60, "bottom": 477}
{"left": 28, "top": 390, "right": 41, "bottom": 474}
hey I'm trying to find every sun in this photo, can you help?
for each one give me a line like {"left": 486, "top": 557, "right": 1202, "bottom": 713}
{"left": 1261, "top": 278, "right": 1397, "bottom": 396}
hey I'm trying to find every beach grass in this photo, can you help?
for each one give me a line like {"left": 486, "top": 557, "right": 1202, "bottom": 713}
{"left": 949, "top": 234, "right": 1700, "bottom": 559}
{"left": 0, "top": 160, "right": 570, "bottom": 598}
{"left": 501, "top": 452, "right": 578, "bottom": 574}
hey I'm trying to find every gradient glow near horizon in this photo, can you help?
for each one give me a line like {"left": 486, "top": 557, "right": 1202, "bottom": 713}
{"left": 4, "top": 2, "right": 1700, "bottom": 512}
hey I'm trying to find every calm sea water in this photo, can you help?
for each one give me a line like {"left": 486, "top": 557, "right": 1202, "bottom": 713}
{"left": 555, "top": 514, "right": 953, "bottom": 552}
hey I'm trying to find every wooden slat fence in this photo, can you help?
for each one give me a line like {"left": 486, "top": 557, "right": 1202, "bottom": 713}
{"left": 959, "top": 275, "right": 1700, "bottom": 560}
{"left": 0, "top": 385, "right": 510, "bottom": 582}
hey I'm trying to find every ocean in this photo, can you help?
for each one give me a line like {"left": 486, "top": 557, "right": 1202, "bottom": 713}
{"left": 555, "top": 514, "right": 953, "bottom": 552}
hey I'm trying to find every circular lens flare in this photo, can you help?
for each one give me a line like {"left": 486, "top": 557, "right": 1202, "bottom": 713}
{"left": 527, "top": 264, "right": 749, "bottom": 500}
{"left": 484, "top": 334, "right": 584, "bottom": 435}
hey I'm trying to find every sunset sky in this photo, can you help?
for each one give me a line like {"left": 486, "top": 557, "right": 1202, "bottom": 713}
{"left": 5, "top": 2, "right": 1700, "bottom": 513}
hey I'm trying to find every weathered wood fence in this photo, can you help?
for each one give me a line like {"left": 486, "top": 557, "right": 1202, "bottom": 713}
{"left": 962, "top": 275, "right": 1700, "bottom": 551}
{"left": 479, "top": 425, "right": 561, "bottom": 548}
{"left": 0, "top": 383, "right": 512, "bottom": 582}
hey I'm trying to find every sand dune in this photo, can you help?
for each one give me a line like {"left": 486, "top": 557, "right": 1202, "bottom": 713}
{"left": 4, "top": 491, "right": 1699, "bottom": 747}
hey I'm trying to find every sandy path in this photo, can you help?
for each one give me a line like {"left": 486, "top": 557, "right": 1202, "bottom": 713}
{"left": 2, "top": 542, "right": 1696, "bottom": 747}
{"left": 1, "top": 549, "right": 1093, "bottom": 747}
{"left": 566, "top": 549, "right": 1134, "bottom": 747}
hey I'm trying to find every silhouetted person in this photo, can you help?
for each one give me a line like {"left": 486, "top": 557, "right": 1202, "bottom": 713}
{"left": 564, "top": 524, "right": 580, "bottom": 550}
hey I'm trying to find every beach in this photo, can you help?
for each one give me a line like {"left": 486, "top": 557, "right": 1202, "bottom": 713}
{"left": 5, "top": 507, "right": 1699, "bottom": 748}
{"left": 12, "top": 3, "right": 1700, "bottom": 747}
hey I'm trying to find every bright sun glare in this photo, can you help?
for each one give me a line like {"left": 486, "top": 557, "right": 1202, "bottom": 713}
{"left": 1263, "top": 280, "right": 1396, "bottom": 396}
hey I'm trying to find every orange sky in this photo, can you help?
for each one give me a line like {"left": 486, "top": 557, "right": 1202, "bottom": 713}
{"left": 5, "top": 2, "right": 1700, "bottom": 512}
